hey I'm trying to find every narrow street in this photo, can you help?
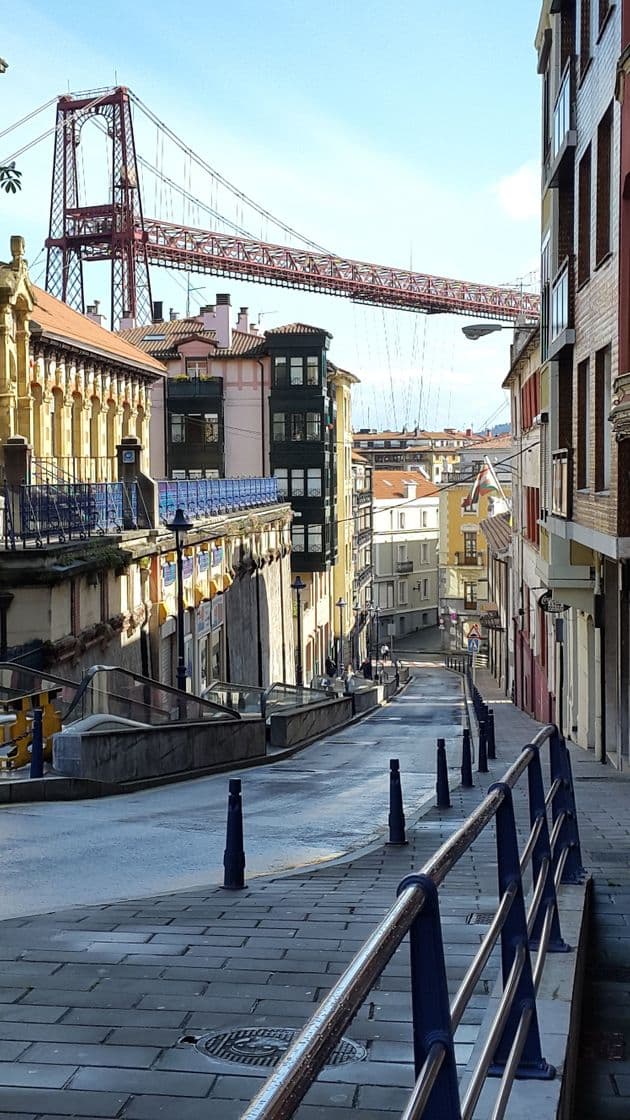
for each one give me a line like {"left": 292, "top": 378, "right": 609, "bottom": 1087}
{"left": 0, "top": 656, "right": 462, "bottom": 920}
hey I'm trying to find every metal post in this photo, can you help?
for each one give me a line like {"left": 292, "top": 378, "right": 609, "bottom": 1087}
{"left": 396, "top": 873, "right": 462, "bottom": 1118}
{"left": 223, "top": 778, "right": 246, "bottom": 890}
{"left": 526, "top": 746, "right": 570, "bottom": 952}
{"left": 436, "top": 737, "right": 451, "bottom": 808}
{"left": 478, "top": 720, "right": 488, "bottom": 773}
{"left": 387, "top": 758, "right": 407, "bottom": 845}
{"left": 487, "top": 708, "right": 496, "bottom": 760}
{"left": 488, "top": 782, "right": 554, "bottom": 1080}
{"left": 549, "top": 727, "right": 585, "bottom": 884}
{"left": 461, "top": 728, "right": 473, "bottom": 788}
{"left": 29, "top": 707, "right": 44, "bottom": 779}
{"left": 175, "top": 531, "right": 187, "bottom": 693}
{"left": 295, "top": 587, "right": 303, "bottom": 686}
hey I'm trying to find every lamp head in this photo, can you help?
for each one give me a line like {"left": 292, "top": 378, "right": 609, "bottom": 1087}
{"left": 336, "top": 597, "right": 347, "bottom": 608}
{"left": 167, "top": 507, "right": 194, "bottom": 535}
{"left": 291, "top": 575, "right": 306, "bottom": 592}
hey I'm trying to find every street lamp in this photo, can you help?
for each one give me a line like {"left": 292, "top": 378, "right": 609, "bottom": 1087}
{"left": 351, "top": 600, "right": 360, "bottom": 668}
{"left": 367, "top": 601, "right": 381, "bottom": 671}
{"left": 462, "top": 318, "right": 538, "bottom": 341}
{"left": 166, "top": 507, "right": 194, "bottom": 693}
{"left": 336, "top": 597, "right": 346, "bottom": 674}
{"left": 291, "top": 575, "right": 306, "bottom": 686}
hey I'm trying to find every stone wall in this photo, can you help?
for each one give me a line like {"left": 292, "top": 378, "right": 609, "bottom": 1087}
{"left": 226, "top": 552, "right": 294, "bottom": 687}
{"left": 268, "top": 696, "right": 353, "bottom": 748}
{"left": 53, "top": 716, "right": 265, "bottom": 783}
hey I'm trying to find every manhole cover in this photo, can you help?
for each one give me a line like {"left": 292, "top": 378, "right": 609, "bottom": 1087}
{"left": 466, "top": 912, "right": 495, "bottom": 925}
{"left": 193, "top": 1027, "right": 366, "bottom": 1069}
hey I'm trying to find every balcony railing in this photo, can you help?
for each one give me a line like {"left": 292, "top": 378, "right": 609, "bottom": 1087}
{"left": 353, "top": 563, "right": 373, "bottom": 591}
{"left": 551, "top": 449, "right": 571, "bottom": 519}
{"left": 158, "top": 477, "right": 279, "bottom": 523}
{"left": 167, "top": 377, "right": 222, "bottom": 397}
{"left": 454, "top": 551, "right": 485, "bottom": 567}
{"left": 2, "top": 481, "right": 136, "bottom": 549}
{"left": 396, "top": 559, "right": 413, "bottom": 573}
{"left": 356, "top": 489, "right": 372, "bottom": 506}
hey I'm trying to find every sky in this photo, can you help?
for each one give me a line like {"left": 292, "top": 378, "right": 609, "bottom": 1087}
{"left": 2, "top": 1, "right": 542, "bottom": 433}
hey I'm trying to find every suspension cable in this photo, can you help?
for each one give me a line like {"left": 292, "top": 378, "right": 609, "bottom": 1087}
{"left": 0, "top": 95, "right": 60, "bottom": 140}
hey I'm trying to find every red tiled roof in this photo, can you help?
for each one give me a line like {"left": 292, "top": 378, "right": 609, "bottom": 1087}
{"left": 353, "top": 429, "right": 479, "bottom": 443}
{"left": 372, "top": 471, "right": 438, "bottom": 499}
{"left": 480, "top": 512, "right": 511, "bottom": 553}
{"left": 31, "top": 287, "right": 166, "bottom": 377}
{"left": 118, "top": 319, "right": 263, "bottom": 359}
{"left": 266, "top": 322, "right": 332, "bottom": 336}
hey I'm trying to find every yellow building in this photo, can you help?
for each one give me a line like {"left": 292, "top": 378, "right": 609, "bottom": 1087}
{"left": 439, "top": 477, "right": 511, "bottom": 651}
{"left": 329, "top": 364, "right": 359, "bottom": 666}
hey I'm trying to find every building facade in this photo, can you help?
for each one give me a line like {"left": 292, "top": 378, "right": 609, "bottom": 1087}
{"left": 372, "top": 471, "right": 439, "bottom": 648}
{"left": 353, "top": 428, "right": 481, "bottom": 483}
{"left": 351, "top": 451, "right": 373, "bottom": 666}
{"left": 0, "top": 239, "right": 294, "bottom": 691}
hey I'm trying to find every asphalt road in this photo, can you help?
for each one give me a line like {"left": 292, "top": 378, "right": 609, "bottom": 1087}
{"left": 0, "top": 661, "right": 463, "bottom": 919}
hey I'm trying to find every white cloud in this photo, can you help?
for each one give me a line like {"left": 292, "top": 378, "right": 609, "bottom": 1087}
{"left": 494, "top": 161, "right": 539, "bottom": 222}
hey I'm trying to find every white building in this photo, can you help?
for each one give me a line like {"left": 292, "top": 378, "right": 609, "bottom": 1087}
{"left": 372, "top": 471, "right": 440, "bottom": 646}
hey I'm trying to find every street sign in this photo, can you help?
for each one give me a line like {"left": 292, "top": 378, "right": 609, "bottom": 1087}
{"left": 468, "top": 637, "right": 480, "bottom": 654}
{"left": 467, "top": 623, "right": 482, "bottom": 640}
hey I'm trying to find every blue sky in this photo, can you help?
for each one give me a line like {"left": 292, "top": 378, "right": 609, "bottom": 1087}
{"left": 2, "top": 1, "right": 542, "bottom": 432}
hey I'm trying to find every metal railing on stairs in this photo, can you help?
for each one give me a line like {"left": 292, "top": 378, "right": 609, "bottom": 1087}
{"left": 242, "top": 721, "right": 584, "bottom": 1120}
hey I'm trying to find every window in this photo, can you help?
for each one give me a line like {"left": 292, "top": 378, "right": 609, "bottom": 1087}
{"left": 398, "top": 512, "right": 406, "bottom": 530}
{"left": 521, "top": 369, "right": 541, "bottom": 430}
{"left": 290, "top": 357, "right": 303, "bottom": 386}
{"left": 580, "top": 0, "right": 591, "bottom": 76}
{"left": 398, "top": 580, "right": 408, "bottom": 606}
{"left": 186, "top": 359, "right": 207, "bottom": 379}
{"left": 204, "top": 413, "right": 219, "bottom": 443}
{"left": 379, "top": 581, "right": 395, "bottom": 609}
{"left": 596, "top": 104, "right": 613, "bottom": 265}
{"left": 578, "top": 146, "right": 592, "bottom": 286}
{"left": 273, "top": 356, "right": 288, "bottom": 386}
{"left": 463, "top": 531, "right": 477, "bottom": 562}
{"left": 541, "top": 232, "right": 551, "bottom": 362}
{"left": 577, "top": 359, "right": 590, "bottom": 488}
{"left": 524, "top": 486, "right": 541, "bottom": 546}
{"left": 595, "top": 345, "right": 612, "bottom": 491}
{"left": 292, "top": 524, "right": 305, "bottom": 552}
{"left": 397, "top": 543, "right": 407, "bottom": 563}
{"left": 421, "top": 578, "right": 429, "bottom": 599}
{"left": 422, "top": 509, "right": 428, "bottom": 528}
{"left": 291, "top": 468, "right": 305, "bottom": 496}
{"left": 306, "top": 412, "right": 321, "bottom": 440}
{"left": 307, "top": 468, "right": 322, "bottom": 496}
{"left": 421, "top": 541, "right": 429, "bottom": 565}
{"left": 187, "top": 413, "right": 203, "bottom": 445}
{"left": 273, "top": 412, "right": 286, "bottom": 441}
{"left": 306, "top": 356, "right": 319, "bottom": 386}
{"left": 170, "top": 414, "right": 185, "bottom": 443}
{"left": 308, "top": 523, "right": 323, "bottom": 552}
{"left": 464, "top": 582, "right": 477, "bottom": 610}
{"left": 290, "top": 413, "right": 305, "bottom": 441}
{"left": 274, "top": 468, "right": 288, "bottom": 498}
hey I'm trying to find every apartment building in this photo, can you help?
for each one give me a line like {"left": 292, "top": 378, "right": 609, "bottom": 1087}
{"left": 372, "top": 472, "right": 439, "bottom": 645}
{"left": 353, "top": 428, "right": 480, "bottom": 483}
{"left": 536, "top": 0, "right": 626, "bottom": 761}
{"left": 352, "top": 452, "right": 373, "bottom": 665}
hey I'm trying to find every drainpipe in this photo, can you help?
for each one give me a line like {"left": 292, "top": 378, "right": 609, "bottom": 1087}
{"left": 255, "top": 563, "right": 263, "bottom": 688}
{"left": 257, "top": 360, "right": 266, "bottom": 475}
{"left": 594, "top": 557, "right": 605, "bottom": 763}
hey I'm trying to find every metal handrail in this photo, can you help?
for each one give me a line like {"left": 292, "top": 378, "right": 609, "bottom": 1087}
{"left": 242, "top": 722, "right": 584, "bottom": 1120}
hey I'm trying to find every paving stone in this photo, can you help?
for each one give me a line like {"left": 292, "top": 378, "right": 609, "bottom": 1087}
{"left": 0, "top": 1061, "right": 79, "bottom": 1088}
{"left": 0, "top": 1089, "right": 129, "bottom": 1115}
{"left": 68, "top": 1065, "right": 214, "bottom": 1096}
{"left": 19, "top": 1041, "right": 162, "bottom": 1068}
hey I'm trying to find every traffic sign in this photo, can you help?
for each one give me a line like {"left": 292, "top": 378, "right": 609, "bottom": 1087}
{"left": 467, "top": 623, "right": 481, "bottom": 640}
{"left": 468, "top": 637, "right": 480, "bottom": 654}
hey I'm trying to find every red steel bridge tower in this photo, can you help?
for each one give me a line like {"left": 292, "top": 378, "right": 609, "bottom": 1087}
{"left": 45, "top": 87, "right": 152, "bottom": 327}
{"left": 44, "top": 86, "right": 539, "bottom": 328}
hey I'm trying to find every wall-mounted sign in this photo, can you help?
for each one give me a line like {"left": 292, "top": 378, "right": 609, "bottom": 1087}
{"left": 161, "top": 562, "right": 176, "bottom": 587}
{"left": 182, "top": 557, "right": 193, "bottom": 580}
{"left": 197, "top": 551, "right": 209, "bottom": 573}
{"left": 122, "top": 449, "right": 136, "bottom": 464}
{"left": 539, "top": 590, "right": 566, "bottom": 614}
{"left": 212, "top": 546, "right": 224, "bottom": 566}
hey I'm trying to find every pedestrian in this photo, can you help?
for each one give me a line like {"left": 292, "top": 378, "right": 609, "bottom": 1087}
{"left": 361, "top": 658, "right": 373, "bottom": 680}
{"left": 380, "top": 643, "right": 390, "bottom": 662}
{"left": 325, "top": 656, "right": 337, "bottom": 678}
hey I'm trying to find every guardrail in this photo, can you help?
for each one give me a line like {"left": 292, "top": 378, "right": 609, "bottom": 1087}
{"left": 242, "top": 721, "right": 583, "bottom": 1120}
{"left": 158, "top": 477, "right": 278, "bottom": 523}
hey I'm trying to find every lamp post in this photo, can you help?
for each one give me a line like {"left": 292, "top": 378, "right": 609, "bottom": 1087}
{"left": 336, "top": 597, "right": 346, "bottom": 674}
{"left": 368, "top": 602, "right": 381, "bottom": 673}
{"left": 166, "top": 507, "right": 193, "bottom": 693}
{"left": 291, "top": 575, "right": 306, "bottom": 686}
{"left": 352, "top": 601, "right": 360, "bottom": 668}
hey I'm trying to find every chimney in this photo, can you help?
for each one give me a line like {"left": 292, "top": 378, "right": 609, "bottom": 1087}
{"left": 236, "top": 306, "right": 249, "bottom": 332}
{"left": 249, "top": 321, "right": 261, "bottom": 335}
{"left": 169, "top": 308, "right": 179, "bottom": 321}
{"left": 119, "top": 310, "right": 136, "bottom": 330}
{"left": 86, "top": 299, "right": 104, "bottom": 328}
{"left": 152, "top": 300, "right": 163, "bottom": 323}
{"left": 214, "top": 293, "right": 232, "bottom": 348}
{"left": 465, "top": 428, "right": 472, "bottom": 437}
{"left": 404, "top": 481, "right": 417, "bottom": 500}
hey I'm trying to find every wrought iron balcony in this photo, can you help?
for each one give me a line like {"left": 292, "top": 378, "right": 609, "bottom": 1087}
{"left": 396, "top": 559, "right": 413, "bottom": 573}
{"left": 167, "top": 377, "right": 222, "bottom": 397}
{"left": 611, "top": 374, "right": 630, "bottom": 442}
{"left": 454, "top": 551, "right": 485, "bottom": 567}
{"left": 158, "top": 477, "right": 279, "bottom": 523}
{"left": 551, "top": 448, "right": 572, "bottom": 518}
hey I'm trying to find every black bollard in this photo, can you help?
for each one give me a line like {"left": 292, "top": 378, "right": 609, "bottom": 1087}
{"left": 478, "top": 720, "right": 488, "bottom": 773}
{"left": 29, "top": 708, "right": 44, "bottom": 780}
{"left": 223, "top": 778, "right": 246, "bottom": 889}
{"left": 487, "top": 708, "right": 496, "bottom": 760}
{"left": 461, "top": 727, "right": 473, "bottom": 788}
{"left": 436, "top": 737, "right": 451, "bottom": 808}
{"left": 387, "top": 758, "right": 407, "bottom": 845}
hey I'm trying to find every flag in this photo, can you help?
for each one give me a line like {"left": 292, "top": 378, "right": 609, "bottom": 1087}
{"left": 467, "top": 461, "right": 502, "bottom": 506}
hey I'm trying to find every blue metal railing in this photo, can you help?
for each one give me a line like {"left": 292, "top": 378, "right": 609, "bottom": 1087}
{"left": 242, "top": 722, "right": 584, "bottom": 1120}
{"left": 2, "top": 482, "right": 135, "bottom": 548}
{"left": 158, "top": 477, "right": 279, "bottom": 523}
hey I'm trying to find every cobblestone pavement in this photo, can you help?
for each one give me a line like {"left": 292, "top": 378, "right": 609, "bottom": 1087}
{"left": 0, "top": 663, "right": 625, "bottom": 1118}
